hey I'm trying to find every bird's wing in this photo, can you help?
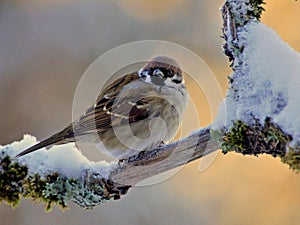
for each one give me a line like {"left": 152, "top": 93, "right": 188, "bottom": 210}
{"left": 16, "top": 73, "right": 147, "bottom": 158}
{"left": 72, "top": 72, "right": 154, "bottom": 136}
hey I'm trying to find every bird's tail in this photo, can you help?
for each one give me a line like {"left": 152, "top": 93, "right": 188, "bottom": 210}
{"left": 15, "top": 125, "right": 75, "bottom": 158}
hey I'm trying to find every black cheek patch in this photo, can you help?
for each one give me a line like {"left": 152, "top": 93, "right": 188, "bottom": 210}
{"left": 172, "top": 79, "right": 182, "bottom": 84}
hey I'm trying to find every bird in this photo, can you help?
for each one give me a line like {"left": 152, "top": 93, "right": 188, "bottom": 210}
{"left": 15, "top": 56, "right": 189, "bottom": 160}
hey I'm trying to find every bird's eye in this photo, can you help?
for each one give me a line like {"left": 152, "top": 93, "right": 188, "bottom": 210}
{"left": 167, "top": 70, "right": 174, "bottom": 77}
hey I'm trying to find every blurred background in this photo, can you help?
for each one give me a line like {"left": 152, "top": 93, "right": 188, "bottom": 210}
{"left": 1, "top": 0, "right": 300, "bottom": 224}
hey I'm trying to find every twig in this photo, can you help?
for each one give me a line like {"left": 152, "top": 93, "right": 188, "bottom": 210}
{"left": 109, "top": 126, "right": 219, "bottom": 186}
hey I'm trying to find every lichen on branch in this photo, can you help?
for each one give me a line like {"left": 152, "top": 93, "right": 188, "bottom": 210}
{"left": 0, "top": 126, "right": 216, "bottom": 210}
{"left": 1, "top": 0, "right": 300, "bottom": 212}
{"left": 214, "top": 0, "right": 300, "bottom": 171}
{"left": 0, "top": 151, "right": 127, "bottom": 210}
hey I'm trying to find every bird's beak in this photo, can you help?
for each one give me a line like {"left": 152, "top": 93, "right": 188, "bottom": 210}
{"left": 153, "top": 69, "right": 164, "bottom": 77}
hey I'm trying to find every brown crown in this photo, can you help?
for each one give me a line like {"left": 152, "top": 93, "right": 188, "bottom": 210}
{"left": 143, "top": 56, "right": 182, "bottom": 77}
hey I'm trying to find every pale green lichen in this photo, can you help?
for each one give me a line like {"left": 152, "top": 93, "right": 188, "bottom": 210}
{"left": 0, "top": 152, "right": 128, "bottom": 211}
{"left": 23, "top": 173, "right": 71, "bottom": 211}
{"left": 213, "top": 118, "right": 292, "bottom": 157}
{"left": 212, "top": 118, "right": 300, "bottom": 172}
{"left": 281, "top": 146, "right": 300, "bottom": 172}
{"left": 248, "top": 0, "right": 266, "bottom": 20}
{"left": 210, "top": 129, "right": 224, "bottom": 147}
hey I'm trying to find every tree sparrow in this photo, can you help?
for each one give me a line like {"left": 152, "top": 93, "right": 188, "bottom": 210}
{"left": 16, "top": 56, "right": 189, "bottom": 160}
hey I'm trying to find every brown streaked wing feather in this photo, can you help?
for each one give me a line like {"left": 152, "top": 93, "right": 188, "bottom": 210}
{"left": 105, "top": 95, "right": 150, "bottom": 126}
{"left": 72, "top": 72, "right": 143, "bottom": 136}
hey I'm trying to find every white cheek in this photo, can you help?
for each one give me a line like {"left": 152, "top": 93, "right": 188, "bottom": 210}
{"left": 138, "top": 68, "right": 144, "bottom": 76}
{"left": 138, "top": 68, "right": 152, "bottom": 83}
{"left": 164, "top": 77, "right": 176, "bottom": 86}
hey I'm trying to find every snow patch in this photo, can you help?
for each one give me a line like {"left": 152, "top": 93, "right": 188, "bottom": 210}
{"left": 213, "top": 22, "right": 300, "bottom": 147}
{"left": 0, "top": 135, "right": 110, "bottom": 178}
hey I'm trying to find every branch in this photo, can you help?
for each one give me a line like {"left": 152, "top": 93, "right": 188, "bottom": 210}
{"left": 1, "top": 0, "right": 300, "bottom": 211}
{"left": 213, "top": 0, "right": 300, "bottom": 171}
{"left": 0, "top": 126, "right": 219, "bottom": 210}
{"left": 110, "top": 126, "right": 218, "bottom": 186}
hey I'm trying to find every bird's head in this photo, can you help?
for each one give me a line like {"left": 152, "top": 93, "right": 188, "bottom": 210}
{"left": 139, "top": 56, "right": 184, "bottom": 87}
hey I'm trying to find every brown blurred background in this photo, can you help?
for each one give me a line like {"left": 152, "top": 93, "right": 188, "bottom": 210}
{"left": 1, "top": 0, "right": 300, "bottom": 224}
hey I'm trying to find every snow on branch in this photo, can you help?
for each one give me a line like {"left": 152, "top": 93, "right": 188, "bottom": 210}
{"left": 1, "top": 0, "right": 300, "bottom": 211}
{"left": 213, "top": 0, "right": 300, "bottom": 171}
{"left": 0, "top": 127, "right": 217, "bottom": 210}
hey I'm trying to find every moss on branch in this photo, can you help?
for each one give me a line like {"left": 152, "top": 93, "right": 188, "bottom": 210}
{"left": 281, "top": 147, "right": 300, "bottom": 172}
{"left": 0, "top": 151, "right": 129, "bottom": 211}
{"left": 212, "top": 118, "right": 300, "bottom": 172}
{"left": 218, "top": 118, "right": 292, "bottom": 156}
{"left": 0, "top": 152, "right": 27, "bottom": 208}
{"left": 248, "top": 0, "right": 266, "bottom": 20}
